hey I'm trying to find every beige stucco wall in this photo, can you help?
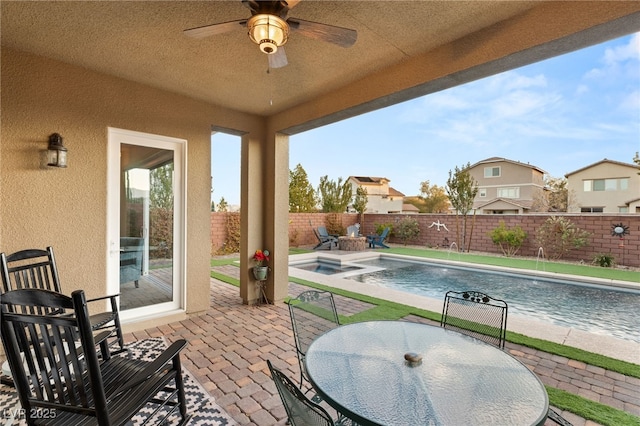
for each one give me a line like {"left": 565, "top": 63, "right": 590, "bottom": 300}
{"left": 470, "top": 160, "right": 545, "bottom": 210}
{"left": 566, "top": 162, "right": 640, "bottom": 213}
{"left": 1, "top": 48, "right": 262, "bottom": 317}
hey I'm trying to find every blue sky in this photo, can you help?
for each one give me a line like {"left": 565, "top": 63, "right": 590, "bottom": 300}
{"left": 212, "top": 33, "right": 639, "bottom": 207}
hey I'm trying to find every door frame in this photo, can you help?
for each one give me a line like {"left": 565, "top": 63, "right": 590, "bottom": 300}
{"left": 107, "top": 127, "right": 187, "bottom": 322}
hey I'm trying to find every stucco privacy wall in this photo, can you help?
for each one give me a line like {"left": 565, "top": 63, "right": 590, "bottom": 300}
{"left": 1, "top": 48, "right": 262, "bottom": 315}
{"left": 212, "top": 212, "right": 640, "bottom": 268}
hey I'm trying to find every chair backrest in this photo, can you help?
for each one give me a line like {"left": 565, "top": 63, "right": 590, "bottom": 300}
{"left": 346, "top": 225, "right": 359, "bottom": 237}
{"left": 267, "top": 360, "right": 335, "bottom": 426}
{"left": 0, "top": 288, "right": 109, "bottom": 423}
{"left": 379, "top": 227, "right": 390, "bottom": 239}
{"left": 1, "top": 247, "right": 65, "bottom": 315}
{"left": 441, "top": 290, "right": 508, "bottom": 349}
{"left": 317, "top": 226, "right": 332, "bottom": 239}
{"left": 289, "top": 290, "right": 340, "bottom": 358}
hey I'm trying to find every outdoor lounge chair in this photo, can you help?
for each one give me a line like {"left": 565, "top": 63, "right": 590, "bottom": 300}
{"left": 346, "top": 224, "right": 360, "bottom": 237}
{"left": 441, "top": 290, "right": 508, "bottom": 349}
{"left": 120, "top": 236, "right": 144, "bottom": 288}
{"left": 366, "top": 226, "right": 390, "bottom": 249}
{"left": 0, "top": 288, "right": 191, "bottom": 426}
{"left": 313, "top": 227, "right": 338, "bottom": 250}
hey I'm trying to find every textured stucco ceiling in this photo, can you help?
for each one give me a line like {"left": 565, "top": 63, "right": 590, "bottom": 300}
{"left": 2, "top": 1, "right": 639, "bottom": 118}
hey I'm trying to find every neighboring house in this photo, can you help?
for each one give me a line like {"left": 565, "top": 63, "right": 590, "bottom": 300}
{"left": 402, "top": 203, "right": 420, "bottom": 214}
{"left": 566, "top": 159, "right": 640, "bottom": 213}
{"left": 348, "top": 176, "right": 404, "bottom": 214}
{"left": 467, "top": 157, "right": 547, "bottom": 214}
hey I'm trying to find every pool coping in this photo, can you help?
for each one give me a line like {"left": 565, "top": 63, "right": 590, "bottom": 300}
{"left": 288, "top": 251, "right": 640, "bottom": 365}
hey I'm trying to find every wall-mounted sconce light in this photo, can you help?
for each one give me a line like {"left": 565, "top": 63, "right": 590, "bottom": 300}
{"left": 47, "top": 133, "right": 67, "bottom": 168}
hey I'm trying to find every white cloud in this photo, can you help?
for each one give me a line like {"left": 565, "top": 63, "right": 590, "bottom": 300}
{"left": 603, "top": 33, "right": 640, "bottom": 65}
{"left": 585, "top": 33, "right": 640, "bottom": 82}
{"left": 575, "top": 84, "right": 589, "bottom": 95}
{"left": 619, "top": 89, "right": 640, "bottom": 113}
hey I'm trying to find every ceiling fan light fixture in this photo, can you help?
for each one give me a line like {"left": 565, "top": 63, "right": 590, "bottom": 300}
{"left": 248, "top": 14, "right": 289, "bottom": 54}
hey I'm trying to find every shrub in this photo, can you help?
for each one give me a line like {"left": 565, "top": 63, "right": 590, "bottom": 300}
{"left": 326, "top": 213, "right": 345, "bottom": 236}
{"left": 394, "top": 217, "right": 420, "bottom": 245}
{"left": 534, "top": 216, "right": 590, "bottom": 260}
{"left": 488, "top": 221, "right": 527, "bottom": 257}
{"left": 374, "top": 222, "right": 394, "bottom": 236}
{"left": 215, "top": 212, "right": 240, "bottom": 255}
{"left": 593, "top": 253, "right": 615, "bottom": 268}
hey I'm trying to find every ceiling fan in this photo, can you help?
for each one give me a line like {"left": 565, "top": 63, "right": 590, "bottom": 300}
{"left": 184, "top": 0, "right": 357, "bottom": 68}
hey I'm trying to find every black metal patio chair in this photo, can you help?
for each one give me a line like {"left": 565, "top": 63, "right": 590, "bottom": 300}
{"left": 441, "top": 290, "right": 508, "bottom": 349}
{"left": 0, "top": 288, "right": 191, "bottom": 426}
{"left": 268, "top": 360, "right": 338, "bottom": 426}
{"left": 288, "top": 290, "right": 340, "bottom": 391}
{"left": 547, "top": 408, "right": 574, "bottom": 426}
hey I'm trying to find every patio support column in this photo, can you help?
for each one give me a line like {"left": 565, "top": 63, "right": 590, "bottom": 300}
{"left": 240, "top": 130, "right": 265, "bottom": 304}
{"left": 239, "top": 129, "right": 289, "bottom": 304}
{"left": 264, "top": 131, "right": 289, "bottom": 303}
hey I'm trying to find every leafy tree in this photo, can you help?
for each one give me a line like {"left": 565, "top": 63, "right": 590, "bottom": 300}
{"left": 532, "top": 176, "right": 573, "bottom": 212}
{"left": 395, "top": 217, "right": 420, "bottom": 245}
{"left": 318, "top": 175, "right": 352, "bottom": 213}
{"left": 419, "top": 180, "right": 449, "bottom": 213}
{"left": 217, "top": 197, "right": 228, "bottom": 212}
{"left": 289, "top": 164, "right": 317, "bottom": 212}
{"left": 150, "top": 163, "right": 174, "bottom": 210}
{"left": 211, "top": 200, "right": 216, "bottom": 212}
{"left": 634, "top": 152, "right": 640, "bottom": 175}
{"left": 535, "top": 216, "right": 590, "bottom": 260}
{"left": 352, "top": 186, "right": 368, "bottom": 229}
{"left": 489, "top": 221, "right": 527, "bottom": 257}
{"left": 446, "top": 163, "right": 478, "bottom": 252}
{"left": 149, "top": 163, "right": 174, "bottom": 259}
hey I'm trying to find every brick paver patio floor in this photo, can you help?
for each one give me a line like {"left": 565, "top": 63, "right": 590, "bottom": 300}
{"left": 124, "top": 273, "right": 640, "bottom": 426}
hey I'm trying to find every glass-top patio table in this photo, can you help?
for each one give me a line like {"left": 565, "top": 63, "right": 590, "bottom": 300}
{"left": 305, "top": 320, "right": 549, "bottom": 426}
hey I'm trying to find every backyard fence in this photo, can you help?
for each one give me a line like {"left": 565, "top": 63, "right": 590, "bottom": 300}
{"left": 211, "top": 212, "right": 640, "bottom": 268}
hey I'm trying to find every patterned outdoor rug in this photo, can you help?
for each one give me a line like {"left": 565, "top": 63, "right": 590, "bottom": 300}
{"left": 0, "top": 337, "right": 236, "bottom": 425}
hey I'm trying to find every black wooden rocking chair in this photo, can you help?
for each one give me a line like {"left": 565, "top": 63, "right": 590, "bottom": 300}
{"left": 0, "top": 288, "right": 191, "bottom": 426}
{"left": 0, "top": 247, "right": 125, "bottom": 356}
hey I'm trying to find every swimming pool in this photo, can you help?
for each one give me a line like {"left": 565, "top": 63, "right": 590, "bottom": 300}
{"left": 293, "top": 256, "right": 640, "bottom": 343}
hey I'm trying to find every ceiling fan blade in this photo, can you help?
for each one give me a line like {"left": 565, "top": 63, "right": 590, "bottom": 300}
{"left": 284, "top": 0, "right": 301, "bottom": 10}
{"left": 268, "top": 47, "right": 288, "bottom": 69}
{"left": 184, "top": 19, "right": 247, "bottom": 39}
{"left": 288, "top": 18, "right": 357, "bottom": 47}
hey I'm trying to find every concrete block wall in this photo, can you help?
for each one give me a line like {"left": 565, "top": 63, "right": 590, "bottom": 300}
{"left": 210, "top": 212, "right": 238, "bottom": 254}
{"left": 211, "top": 212, "right": 639, "bottom": 267}
{"left": 361, "top": 213, "right": 639, "bottom": 267}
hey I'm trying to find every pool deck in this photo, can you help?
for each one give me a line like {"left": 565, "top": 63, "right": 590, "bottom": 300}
{"left": 289, "top": 251, "right": 640, "bottom": 364}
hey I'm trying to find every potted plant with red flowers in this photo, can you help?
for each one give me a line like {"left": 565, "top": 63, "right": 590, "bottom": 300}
{"left": 252, "top": 249, "right": 270, "bottom": 281}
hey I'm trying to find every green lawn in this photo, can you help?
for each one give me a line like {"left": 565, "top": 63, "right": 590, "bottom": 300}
{"left": 385, "top": 246, "right": 639, "bottom": 283}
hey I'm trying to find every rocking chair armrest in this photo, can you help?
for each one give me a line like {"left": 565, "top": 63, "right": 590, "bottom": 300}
{"left": 93, "top": 330, "right": 113, "bottom": 346}
{"left": 111, "top": 339, "right": 187, "bottom": 397}
{"left": 86, "top": 293, "right": 120, "bottom": 303}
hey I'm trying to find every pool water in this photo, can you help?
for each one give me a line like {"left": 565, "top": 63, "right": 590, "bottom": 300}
{"left": 294, "top": 261, "right": 363, "bottom": 275}
{"left": 345, "top": 258, "right": 640, "bottom": 343}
